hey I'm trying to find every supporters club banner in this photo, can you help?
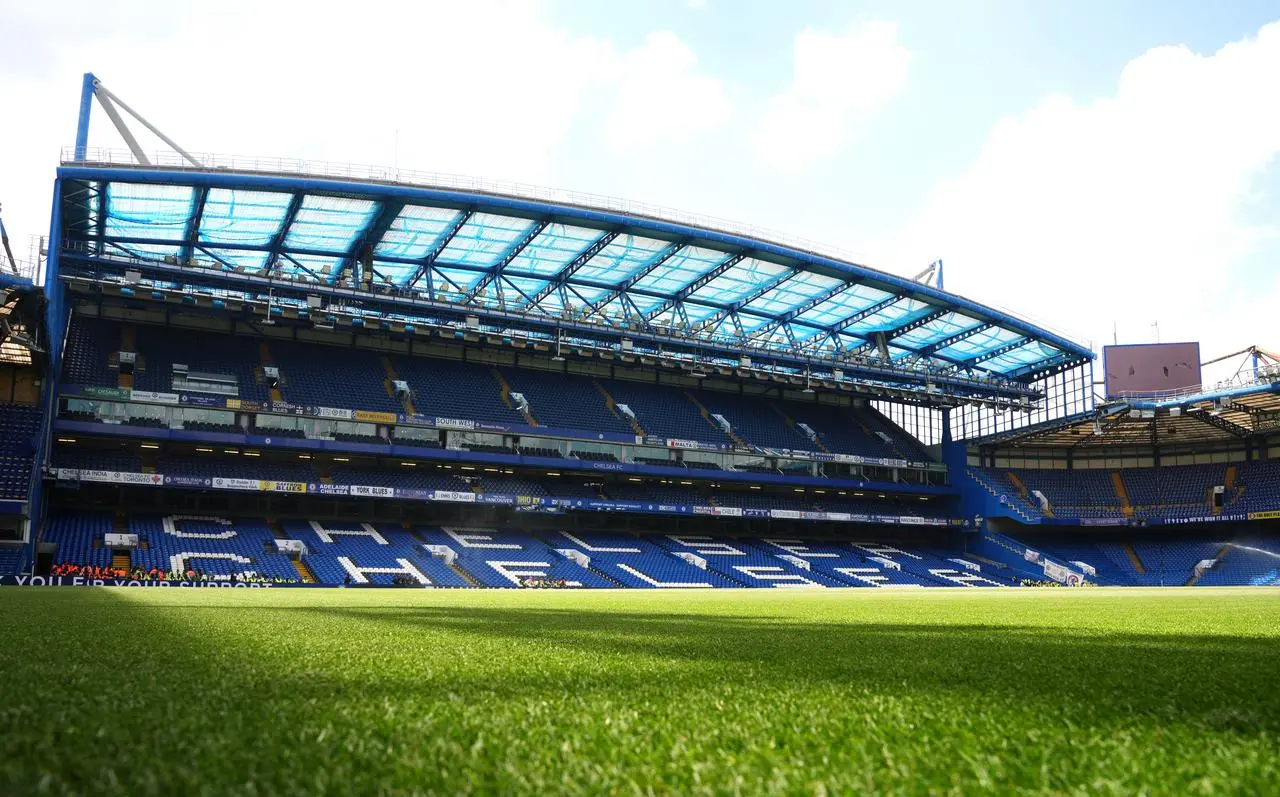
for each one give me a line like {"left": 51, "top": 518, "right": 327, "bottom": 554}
{"left": 0, "top": 575, "right": 278, "bottom": 588}
{"left": 178, "top": 393, "right": 227, "bottom": 408}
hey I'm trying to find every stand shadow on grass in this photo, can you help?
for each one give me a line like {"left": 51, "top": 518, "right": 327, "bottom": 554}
{"left": 2, "top": 590, "right": 1278, "bottom": 794}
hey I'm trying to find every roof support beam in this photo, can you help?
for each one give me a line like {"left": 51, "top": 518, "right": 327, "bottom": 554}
{"left": 914, "top": 322, "right": 994, "bottom": 358}
{"left": 404, "top": 209, "right": 473, "bottom": 290}
{"left": 178, "top": 186, "right": 209, "bottom": 264}
{"left": 642, "top": 252, "right": 747, "bottom": 322}
{"left": 263, "top": 193, "right": 306, "bottom": 275}
{"left": 1187, "top": 409, "right": 1252, "bottom": 439}
{"left": 848, "top": 306, "right": 950, "bottom": 357}
{"left": 531, "top": 230, "right": 619, "bottom": 297}
{"left": 963, "top": 336, "right": 1030, "bottom": 367}
{"left": 463, "top": 220, "right": 551, "bottom": 304}
{"left": 586, "top": 240, "right": 687, "bottom": 322}
{"left": 341, "top": 199, "right": 405, "bottom": 286}
{"left": 743, "top": 280, "right": 858, "bottom": 342}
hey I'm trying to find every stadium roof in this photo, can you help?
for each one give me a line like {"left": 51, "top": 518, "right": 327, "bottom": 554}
{"left": 975, "top": 379, "right": 1280, "bottom": 448}
{"left": 54, "top": 153, "right": 1092, "bottom": 383}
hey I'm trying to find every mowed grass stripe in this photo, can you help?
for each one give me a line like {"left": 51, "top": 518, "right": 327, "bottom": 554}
{"left": 1, "top": 587, "right": 1277, "bottom": 795}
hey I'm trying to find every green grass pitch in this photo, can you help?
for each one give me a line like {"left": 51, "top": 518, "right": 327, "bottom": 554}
{"left": 2, "top": 587, "right": 1278, "bottom": 795}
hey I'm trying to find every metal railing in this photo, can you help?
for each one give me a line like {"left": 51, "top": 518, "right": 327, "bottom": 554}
{"left": 1113, "top": 363, "right": 1280, "bottom": 403}
{"left": 59, "top": 145, "right": 1093, "bottom": 353}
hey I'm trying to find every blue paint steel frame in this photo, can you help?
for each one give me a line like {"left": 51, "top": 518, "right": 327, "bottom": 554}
{"left": 56, "top": 164, "right": 1094, "bottom": 372}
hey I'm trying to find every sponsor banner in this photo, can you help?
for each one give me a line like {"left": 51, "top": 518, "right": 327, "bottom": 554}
{"left": 394, "top": 488, "right": 436, "bottom": 501}
{"left": 212, "top": 477, "right": 260, "bottom": 491}
{"left": 432, "top": 490, "right": 477, "bottom": 503}
{"left": 1, "top": 576, "right": 277, "bottom": 588}
{"left": 308, "top": 483, "right": 351, "bottom": 496}
{"left": 313, "top": 406, "right": 354, "bottom": 420}
{"left": 349, "top": 484, "right": 395, "bottom": 498}
{"left": 354, "top": 410, "right": 398, "bottom": 424}
{"left": 433, "top": 417, "right": 476, "bottom": 430}
{"left": 262, "top": 480, "right": 307, "bottom": 494}
{"left": 1248, "top": 510, "right": 1280, "bottom": 521}
{"left": 164, "top": 475, "right": 211, "bottom": 489}
{"left": 130, "top": 389, "right": 180, "bottom": 405}
{"left": 178, "top": 393, "right": 227, "bottom": 408}
{"left": 64, "top": 469, "right": 165, "bottom": 486}
{"left": 1043, "top": 559, "right": 1084, "bottom": 586}
{"left": 82, "top": 386, "right": 131, "bottom": 400}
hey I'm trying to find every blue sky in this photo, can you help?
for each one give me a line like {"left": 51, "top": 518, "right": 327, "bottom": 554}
{"left": 1, "top": 0, "right": 1278, "bottom": 369}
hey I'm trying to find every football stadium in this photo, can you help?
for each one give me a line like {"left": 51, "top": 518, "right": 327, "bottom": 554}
{"left": 1, "top": 70, "right": 1278, "bottom": 793}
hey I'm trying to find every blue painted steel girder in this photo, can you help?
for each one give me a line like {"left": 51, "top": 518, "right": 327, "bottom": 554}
{"left": 57, "top": 164, "right": 1095, "bottom": 369}
{"left": 525, "top": 230, "right": 620, "bottom": 307}
{"left": 178, "top": 185, "right": 209, "bottom": 264}
{"left": 462, "top": 220, "right": 551, "bottom": 303}
{"left": 641, "top": 252, "right": 747, "bottom": 322}
{"left": 963, "top": 336, "right": 1031, "bottom": 366}
{"left": 58, "top": 248, "right": 1045, "bottom": 402}
{"left": 342, "top": 199, "right": 406, "bottom": 285}
{"left": 404, "top": 209, "right": 473, "bottom": 291}
{"left": 264, "top": 193, "right": 306, "bottom": 275}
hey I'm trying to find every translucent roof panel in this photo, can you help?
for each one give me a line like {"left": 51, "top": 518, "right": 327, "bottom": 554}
{"left": 627, "top": 246, "right": 732, "bottom": 294}
{"left": 740, "top": 270, "right": 844, "bottom": 316}
{"left": 198, "top": 189, "right": 293, "bottom": 246}
{"left": 842, "top": 297, "right": 934, "bottom": 336}
{"left": 436, "top": 213, "right": 538, "bottom": 267}
{"left": 792, "top": 283, "right": 895, "bottom": 327}
{"left": 375, "top": 205, "right": 463, "bottom": 262}
{"left": 283, "top": 195, "right": 378, "bottom": 253}
{"left": 934, "top": 325, "right": 1023, "bottom": 361}
{"left": 983, "top": 341, "right": 1062, "bottom": 374}
{"left": 572, "top": 235, "right": 674, "bottom": 285}
{"left": 685, "top": 258, "right": 790, "bottom": 305}
{"left": 681, "top": 303, "right": 723, "bottom": 324}
{"left": 736, "top": 312, "right": 775, "bottom": 334}
{"left": 506, "top": 224, "right": 605, "bottom": 277}
{"left": 891, "top": 312, "right": 983, "bottom": 349}
{"left": 105, "top": 182, "right": 194, "bottom": 243}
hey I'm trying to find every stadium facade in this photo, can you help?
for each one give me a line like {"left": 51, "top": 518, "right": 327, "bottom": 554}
{"left": 1, "top": 75, "right": 1278, "bottom": 589}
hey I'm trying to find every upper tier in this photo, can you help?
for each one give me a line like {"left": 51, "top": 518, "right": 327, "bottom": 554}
{"left": 61, "top": 315, "right": 932, "bottom": 463}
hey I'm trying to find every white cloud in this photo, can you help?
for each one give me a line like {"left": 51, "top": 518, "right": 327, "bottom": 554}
{"left": 598, "top": 30, "right": 732, "bottom": 152}
{"left": 0, "top": 0, "right": 725, "bottom": 256}
{"left": 750, "top": 20, "right": 911, "bottom": 171}
{"left": 901, "top": 21, "right": 1280, "bottom": 357}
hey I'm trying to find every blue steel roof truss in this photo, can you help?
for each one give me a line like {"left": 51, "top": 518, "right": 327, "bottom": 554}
{"left": 463, "top": 220, "right": 551, "bottom": 303}
{"left": 61, "top": 168, "right": 1092, "bottom": 386}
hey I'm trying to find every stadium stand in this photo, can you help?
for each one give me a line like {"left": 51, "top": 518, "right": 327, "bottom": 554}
{"left": 0, "top": 403, "right": 41, "bottom": 500}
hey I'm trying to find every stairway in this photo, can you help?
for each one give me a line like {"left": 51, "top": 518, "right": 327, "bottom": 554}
{"left": 685, "top": 392, "right": 745, "bottom": 446}
{"left": 1110, "top": 472, "right": 1134, "bottom": 517}
{"left": 1185, "top": 544, "right": 1231, "bottom": 586}
{"left": 1124, "top": 544, "right": 1146, "bottom": 575}
{"left": 594, "top": 380, "right": 646, "bottom": 436}
{"left": 967, "top": 469, "right": 1036, "bottom": 522}
{"left": 111, "top": 551, "right": 131, "bottom": 572}
{"left": 491, "top": 368, "right": 538, "bottom": 425}
{"left": 381, "top": 356, "right": 417, "bottom": 414}
{"left": 291, "top": 557, "right": 317, "bottom": 584}
{"left": 258, "top": 342, "right": 284, "bottom": 403}
{"left": 266, "top": 518, "right": 287, "bottom": 540}
{"left": 769, "top": 403, "right": 829, "bottom": 453}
